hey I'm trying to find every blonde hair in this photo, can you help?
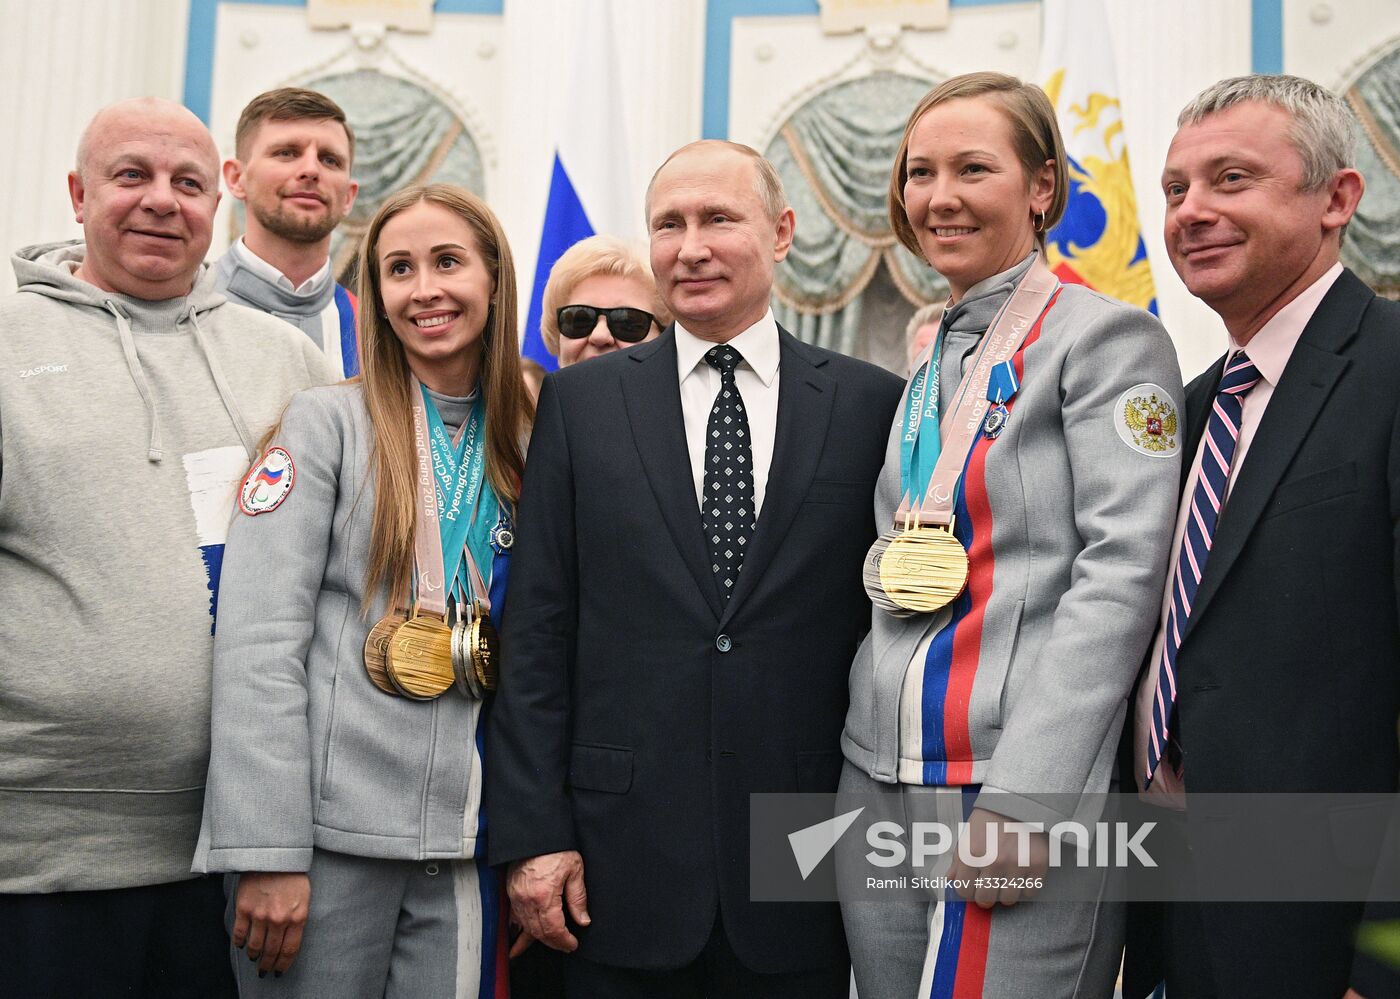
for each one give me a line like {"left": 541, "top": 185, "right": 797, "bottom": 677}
{"left": 539, "top": 235, "right": 670, "bottom": 356}
{"left": 355, "top": 183, "right": 532, "bottom": 610}
{"left": 889, "top": 72, "right": 1068, "bottom": 259}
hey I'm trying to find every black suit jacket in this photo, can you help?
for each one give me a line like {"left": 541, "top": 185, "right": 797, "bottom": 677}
{"left": 486, "top": 326, "right": 903, "bottom": 973}
{"left": 1124, "top": 269, "right": 1400, "bottom": 999}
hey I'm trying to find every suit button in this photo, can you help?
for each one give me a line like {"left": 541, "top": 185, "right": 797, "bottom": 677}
{"left": 716, "top": 634, "right": 733, "bottom": 653}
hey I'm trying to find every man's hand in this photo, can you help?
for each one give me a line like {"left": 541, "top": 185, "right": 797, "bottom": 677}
{"left": 233, "top": 871, "right": 311, "bottom": 977}
{"left": 507, "top": 851, "right": 590, "bottom": 952}
{"left": 508, "top": 923, "right": 537, "bottom": 959}
{"left": 948, "top": 806, "right": 1049, "bottom": 909}
{"left": 1343, "top": 990, "right": 1366, "bottom": 999}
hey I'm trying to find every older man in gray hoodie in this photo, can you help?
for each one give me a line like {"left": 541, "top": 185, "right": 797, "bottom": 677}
{"left": 0, "top": 98, "right": 334, "bottom": 997}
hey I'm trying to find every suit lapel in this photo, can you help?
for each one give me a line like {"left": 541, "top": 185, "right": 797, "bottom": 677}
{"left": 720, "top": 329, "right": 836, "bottom": 627}
{"left": 620, "top": 330, "right": 724, "bottom": 620}
{"left": 1184, "top": 272, "right": 1366, "bottom": 635}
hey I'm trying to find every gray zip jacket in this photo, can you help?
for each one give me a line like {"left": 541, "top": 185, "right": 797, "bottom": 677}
{"left": 842, "top": 258, "right": 1184, "bottom": 826}
{"left": 0, "top": 240, "right": 334, "bottom": 892}
{"left": 194, "top": 384, "right": 492, "bottom": 873}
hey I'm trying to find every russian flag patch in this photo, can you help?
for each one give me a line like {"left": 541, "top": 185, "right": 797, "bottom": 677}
{"left": 238, "top": 447, "right": 296, "bottom": 516}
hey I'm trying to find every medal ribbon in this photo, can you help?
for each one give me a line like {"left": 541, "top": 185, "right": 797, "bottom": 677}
{"left": 409, "top": 379, "right": 500, "bottom": 616}
{"left": 409, "top": 378, "right": 449, "bottom": 617}
{"left": 987, "top": 360, "right": 1020, "bottom": 405}
{"left": 897, "top": 254, "right": 1060, "bottom": 528}
{"left": 420, "top": 384, "right": 498, "bottom": 607}
{"left": 899, "top": 329, "right": 946, "bottom": 505}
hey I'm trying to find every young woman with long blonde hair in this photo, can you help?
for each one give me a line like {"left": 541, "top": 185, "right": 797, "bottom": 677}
{"left": 195, "top": 183, "right": 530, "bottom": 998}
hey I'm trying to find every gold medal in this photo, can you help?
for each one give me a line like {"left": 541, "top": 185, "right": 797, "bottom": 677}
{"left": 881, "top": 525, "right": 969, "bottom": 613}
{"left": 468, "top": 601, "right": 499, "bottom": 694}
{"left": 864, "top": 524, "right": 969, "bottom": 615}
{"left": 386, "top": 611, "right": 455, "bottom": 700}
{"left": 873, "top": 256, "right": 1057, "bottom": 617}
{"left": 452, "top": 600, "right": 499, "bottom": 699}
{"left": 364, "top": 609, "right": 408, "bottom": 695}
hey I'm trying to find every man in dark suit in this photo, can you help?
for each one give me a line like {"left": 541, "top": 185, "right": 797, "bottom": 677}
{"left": 486, "top": 140, "right": 904, "bottom": 996}
{"left": 1125, "top": 74, "right": 1400, "bottom": 999}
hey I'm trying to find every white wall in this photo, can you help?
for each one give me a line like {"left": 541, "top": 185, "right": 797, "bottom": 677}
{"left": 0, "top": 0, "right": 189, "bottom": 294}
{"left": 1285, "top": 0, "right": 1400, "bottom": 88}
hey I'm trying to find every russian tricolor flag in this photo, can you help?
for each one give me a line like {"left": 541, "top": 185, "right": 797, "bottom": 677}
{"left": 521, "top": 0, "right": 635, "bottom": 369}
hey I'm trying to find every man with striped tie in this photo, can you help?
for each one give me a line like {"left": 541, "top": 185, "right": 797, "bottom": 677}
{"left": 1125, "top": 75, "right": 1400, "bottom": 999}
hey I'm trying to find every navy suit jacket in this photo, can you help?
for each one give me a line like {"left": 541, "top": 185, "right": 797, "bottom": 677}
{"left": 486, "top": 326, "right": 903, "bottom": 972}
{"left": 1124, "top": 269, "right": 1400, "bottom": 999}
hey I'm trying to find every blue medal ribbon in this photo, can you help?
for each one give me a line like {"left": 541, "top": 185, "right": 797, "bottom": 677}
{"left": 420, "top": 386, "right": 501, "bottom": 601}
{"left": 986, "top": 361, "right": 1020, "bottom": 405}
{"left": 899, "top": 331, "right": 945, "bottom": 507}
{"left": 982, "top": 360, "right": 1020, "bottom": 439}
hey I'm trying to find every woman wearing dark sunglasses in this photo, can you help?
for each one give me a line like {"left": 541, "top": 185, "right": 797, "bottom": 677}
{"left": 540, "top": 234, "right": 670, "bottom": 366}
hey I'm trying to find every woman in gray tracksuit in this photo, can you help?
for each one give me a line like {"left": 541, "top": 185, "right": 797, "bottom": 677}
{"left": 194, "top": 184, "right": 532, "bottom": 999}
{"left": 839, "top": 74, "right": 1184, "bottom": 998}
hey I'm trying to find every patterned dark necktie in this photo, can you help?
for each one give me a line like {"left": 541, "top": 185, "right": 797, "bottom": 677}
{"left": 702, "top": 345, "right": 755, "bottom": 601}
{"left": 1144, "top": 351, "right": 1261, "bottom": 788}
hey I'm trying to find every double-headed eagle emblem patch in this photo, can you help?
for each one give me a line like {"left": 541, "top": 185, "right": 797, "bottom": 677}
{"left": 1115, "top": 384, "right": 1180, "bottom": 457}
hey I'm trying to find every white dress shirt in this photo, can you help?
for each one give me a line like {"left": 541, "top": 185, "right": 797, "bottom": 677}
{"left": 675, "top": 310, "right": 781, "bottom": 518}
{"left": 229, "top": 236, "right": 331, "bottom": 294}
{"left": 1136, "top": 262, "right": 1343, "bottom": 805}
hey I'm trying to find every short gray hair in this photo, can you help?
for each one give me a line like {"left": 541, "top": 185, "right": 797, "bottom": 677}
{"left": 644, "top": 140, "right": 788, "bottom": 223}
{"left": 1177, "top": 74, "right": 1357, "bottom": 191}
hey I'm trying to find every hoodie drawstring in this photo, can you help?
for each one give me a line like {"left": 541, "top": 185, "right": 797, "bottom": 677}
{"left": 106, "top": 301, "right": 258, "bottom": 465}
{"left": 107, "top": 301, "right": 164, "bottom": 463}
{"left": 187, "top": 306, "right": 256, "bottom": 462}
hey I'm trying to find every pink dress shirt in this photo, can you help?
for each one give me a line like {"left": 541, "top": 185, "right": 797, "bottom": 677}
{"left": 1135, "top": 263, "right": 1344, "bottom": 805}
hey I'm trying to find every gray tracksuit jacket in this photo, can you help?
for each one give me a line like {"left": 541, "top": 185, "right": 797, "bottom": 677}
{"left": 842, "top": 255, "right": 1185, "bottom": 826}
{"left": 194, "top": 384, "right": 499, "bottom": 873}
{"left": 0, "top": 240, "right": 334, "bottom": 892}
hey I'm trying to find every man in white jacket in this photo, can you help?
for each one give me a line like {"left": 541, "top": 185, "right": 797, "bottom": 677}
{"left": 0, "top": 97, "right": 333, "bottom": 998}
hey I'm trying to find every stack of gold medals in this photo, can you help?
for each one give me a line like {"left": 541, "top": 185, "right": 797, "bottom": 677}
{"left": 362, "top": 378, "right": 501, "bottom": 700}
{"left": 865, "top": 512, "right": 970, "bottom": 618}
{"left": 364, "top": 600, "right": 497, "bottom": 701}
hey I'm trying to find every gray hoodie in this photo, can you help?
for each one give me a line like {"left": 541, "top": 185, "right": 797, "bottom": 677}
{"left": 0, "top": 240, "right": 336, "bottom": 892}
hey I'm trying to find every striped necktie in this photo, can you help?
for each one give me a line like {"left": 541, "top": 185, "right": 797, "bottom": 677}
{"left": 1144, "top": 351, "right": 1261, "bottom": 789}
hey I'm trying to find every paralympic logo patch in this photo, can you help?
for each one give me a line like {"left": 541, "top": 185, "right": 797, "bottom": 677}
{"left": 238, "top": 447, "right": 296, "bottom": 516}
